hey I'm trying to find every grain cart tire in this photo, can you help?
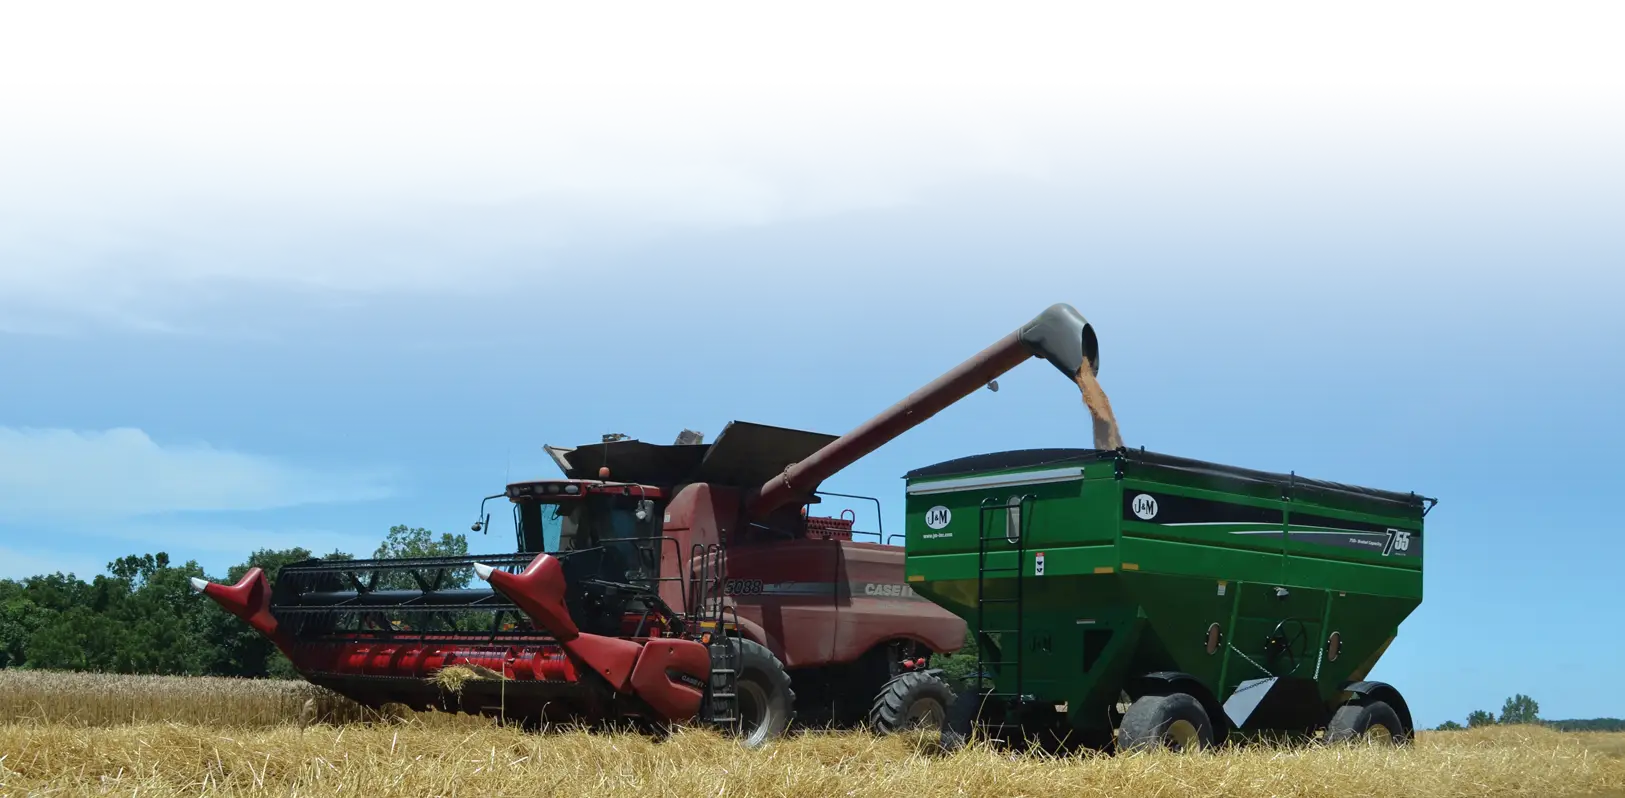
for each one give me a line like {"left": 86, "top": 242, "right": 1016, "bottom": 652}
{"left": 868, "top": 669, "right": 954, "bottom": 734}
{"left": 939, "top": 685, "right": 995, "bottom": 753}
{"left": 1118, "top": 693, "right": 1215, "bottom": 752}
{"left": 1326, "top": 699, "right": 1406, "bottom": 745}
{"left": 734, "top": 639, "right": 795, "bottom": 748}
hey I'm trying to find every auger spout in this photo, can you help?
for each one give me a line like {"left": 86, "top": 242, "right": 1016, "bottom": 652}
{"left": 746, "top": 302, "right": 1100, "bottom": 519}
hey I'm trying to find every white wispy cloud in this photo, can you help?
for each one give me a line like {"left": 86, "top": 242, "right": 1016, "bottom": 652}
{"left": 0, "top": 545, "right": 107, "bottom": 581}
{"left": 0, "top": 427, "right": 395, "bottom": 522}
{"left": 0, "top": 86, "right": 1077, "bottom": 296}
{"left": 0, "top": 524, "right": 384, "bottom": 579}
{"left": 85, "top": 521, "right": 388, "bottom": 559}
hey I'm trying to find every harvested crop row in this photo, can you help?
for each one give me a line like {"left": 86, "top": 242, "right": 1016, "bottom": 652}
{"left": 1, "top": 721, "right": 1620, "bottom": 798}
{"left": 2, "top": 671, "right": 1621, "bottom": 797}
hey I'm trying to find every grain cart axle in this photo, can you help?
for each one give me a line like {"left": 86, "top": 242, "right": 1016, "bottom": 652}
{"left": 194, "top": 303, "right": 1105, "bottom": 743}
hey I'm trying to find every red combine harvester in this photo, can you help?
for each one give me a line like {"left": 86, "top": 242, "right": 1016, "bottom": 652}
{"left": 193, "top": 302, "right": 1099, "bottom": 745}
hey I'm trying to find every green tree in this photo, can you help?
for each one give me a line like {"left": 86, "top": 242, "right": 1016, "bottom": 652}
{"left": 113, "top": 554, "right": 226, "bottom": 675}
{"left": 225, "top": 546, "right": 352, "bottom": 585}
{"left": 20, "top": 570, "right": 132, "bottom": 671}
{"left": 930, "top": 629, "right": 982, "bottom": 683}
{"left": 1500, "top": 694, "right": 1540, "bottom": 725}
{"left": 1435, "top": 720, "right": 1465, "bottom": 731}
{"left": 372, "top": 525, "right": 470, "bottom": 589}
{"left": 0, "top": 529, "right": 447, "bottom": 681}
{"left": 1467, "top": 709, "right": 1497, "bottom": 728}
{"left": 15, "top": 553, "right": 225, "bottom": 676}
{"left": 0, "top": 579, "right": 45, "bottom": 668}
{"left": 24, "top": 605, "right": 130, "bottom": 671}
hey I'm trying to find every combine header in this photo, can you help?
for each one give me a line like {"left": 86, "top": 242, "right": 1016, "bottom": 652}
{"left": 194, "top": 303, "right": 1103, "bottom": 745}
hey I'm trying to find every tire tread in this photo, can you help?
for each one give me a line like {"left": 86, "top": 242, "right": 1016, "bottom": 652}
{"left": 866, "top": 669, "right": 954, "bottom": 734}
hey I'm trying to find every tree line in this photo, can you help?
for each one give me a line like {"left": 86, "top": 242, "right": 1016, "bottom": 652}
{"left": 1433, "top": 694, "right": 1623, "bottom": 732}
{"left": 0, "top": 526, "right": 466, "bottom": 679}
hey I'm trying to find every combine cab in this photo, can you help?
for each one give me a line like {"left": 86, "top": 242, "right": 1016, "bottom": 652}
{"left": 195, "top": 302, "right": 1105, "bottom": 743}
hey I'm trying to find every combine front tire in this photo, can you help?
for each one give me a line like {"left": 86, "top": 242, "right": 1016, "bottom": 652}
{"left": 1118, "top": 692, "right": 1214, "bottom": 752}
{"left": 734, "top": 639, "right": 795, "bottom": 748}
{"left": 1326, "top": 699, "right": 1406, "bottom": 745}
{"left": 868, "top": 669, "right": 954, "bottom": 734}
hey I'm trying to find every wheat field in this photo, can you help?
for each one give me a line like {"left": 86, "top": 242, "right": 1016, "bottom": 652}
{"left": 2, "top": 670, "right": 1622, "bottom": 798}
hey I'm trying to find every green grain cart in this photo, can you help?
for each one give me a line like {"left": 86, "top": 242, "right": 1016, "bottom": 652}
{"left": 902, "top": 447, "right": 1434, "bottom": 751}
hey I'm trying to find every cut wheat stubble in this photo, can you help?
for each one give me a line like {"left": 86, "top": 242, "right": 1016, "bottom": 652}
{"left": 3, "top": 639, "right": 1624, "bottom": 797}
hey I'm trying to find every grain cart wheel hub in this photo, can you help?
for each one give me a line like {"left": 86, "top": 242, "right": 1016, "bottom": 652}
{"left": 1165, "top": 718, "right": 1201, "bottom": 748}
{"left": 1118, "top": 693, "right": 1215, "bottom": 752}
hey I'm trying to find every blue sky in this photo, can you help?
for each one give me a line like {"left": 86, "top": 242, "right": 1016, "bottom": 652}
{"left": 2, "top": 1, "right": 1622, "bottom": 729}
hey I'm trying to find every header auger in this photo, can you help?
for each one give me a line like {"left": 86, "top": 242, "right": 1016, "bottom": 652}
{"left": 194, "top": 303, "right": 1103, "bottom": 744}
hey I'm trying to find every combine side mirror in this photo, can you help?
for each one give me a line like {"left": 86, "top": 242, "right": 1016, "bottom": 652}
{"left": 635, "top": 499, "right": 656, "bottom": 523}
{"left": 473, "top": 492, "right": 505, "bottom": 534}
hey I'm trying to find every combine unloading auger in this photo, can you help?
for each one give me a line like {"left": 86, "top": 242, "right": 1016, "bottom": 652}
{"left": 192, "top": 303, "right": 1103, "bottom": 740}
{"left": 748, "top": 303, "right": 1099, "bottom": 519}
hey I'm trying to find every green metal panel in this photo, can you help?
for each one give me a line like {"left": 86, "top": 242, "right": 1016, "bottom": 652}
{"left": 902, "top": 447, "right": 1430, "bottom": 734}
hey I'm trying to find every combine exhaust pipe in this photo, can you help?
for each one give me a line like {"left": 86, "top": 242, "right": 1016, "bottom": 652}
{"left": 747, "top": 302, "right": 1100, "bottom": 519}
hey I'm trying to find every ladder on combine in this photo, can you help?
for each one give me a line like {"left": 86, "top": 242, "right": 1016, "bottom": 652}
{"left": 691, "top": 542, "right": 741, "bottom": 728}
{"left": 972, "top": 494, "right": 1036, "bottom": 740}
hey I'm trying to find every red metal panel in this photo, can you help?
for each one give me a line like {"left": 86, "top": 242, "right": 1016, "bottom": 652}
{"left": 722, "top": 538, "right": 840, "bottom": 668}
{"left": 197, "top": 567, "right": 303, "bottom": 664}
{"left": 484, "top": 553, "right": 580, "bottom": 641}
{"left": 628, "top": 638, "right": 710, "bottom": 722}
{"left": 831, "top": 542, "right": 966, "bottom": 661}
{"left": 563, "top": 633, "right": 643, "bottom": 693}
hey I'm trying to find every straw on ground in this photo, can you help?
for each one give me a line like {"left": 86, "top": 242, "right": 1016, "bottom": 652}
{"left": 1, "top": 670, "right": 1621, "bottom": 798}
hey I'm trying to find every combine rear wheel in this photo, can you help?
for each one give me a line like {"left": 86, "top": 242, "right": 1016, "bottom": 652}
{"left": 1118, "top": 693, "right": 1214, "bottom": 752}
{"left": 867, "top": 669, "right": 954, "bottom": 734}
{"left": 733, "top": 639, "right": 795, "bottom": 748}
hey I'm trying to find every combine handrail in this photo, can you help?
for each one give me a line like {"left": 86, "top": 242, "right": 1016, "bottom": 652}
{"left": 597, "top": 534, "right": 689, "bottom": 619}
{"left": 814, "top": 490, "right": 885, "bottom": 540}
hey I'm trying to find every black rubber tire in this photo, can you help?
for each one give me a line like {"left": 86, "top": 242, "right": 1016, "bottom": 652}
{"left": 1118, "top": 692, "right": 1215, "bottom": 752}
{"left": 1326, "top": 699, "right": 1406, "bottom": 745}
{"left": 867, "top": 669, "right": 955, "bottom": 734}
{"left": 938, "top": 685, "right": 1000, "bottom": 753}
{"left": 733, "top": 638, "right": 796, "bottom": 748}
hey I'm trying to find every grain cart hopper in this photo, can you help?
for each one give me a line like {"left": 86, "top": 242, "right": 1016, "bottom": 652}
{"left": 904, "top": 447, "right": 1435, "bottom": 752}
{"left": 191, "top": 302, "right": 1104, "bottom": 745}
